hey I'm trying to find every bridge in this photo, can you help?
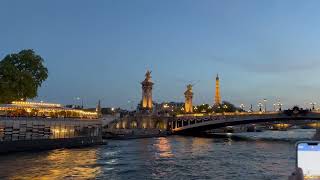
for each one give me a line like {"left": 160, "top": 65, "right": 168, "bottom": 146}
{"left": 172, "top": 107, "right": 320, "bottom": 134}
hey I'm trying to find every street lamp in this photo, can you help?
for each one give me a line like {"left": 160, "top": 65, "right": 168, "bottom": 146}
{"left": 76, "top": 97, "right": 84, "bottom": 108}
{"left": 223, "top": 105, "right": 228, "bottom": 112}
{"left": 277, "top": 100, "right": 283, "bottom": 111}
{"left": 279, "top": 103, "right": 282, "bottom": 111}
{"left": 263, "top": 99, "right": 267, "bottom": 112}
{"left": 310, "top": 102, "right": 316, "bottom": 111}
{"left": 240, "top": 104, "right": 245, "bottom": 111}
{"left": 258, "top": 102, "right": 263, "bottom": 112}
{"left": 194, "top": 106, "right": 198, "bottom": 111}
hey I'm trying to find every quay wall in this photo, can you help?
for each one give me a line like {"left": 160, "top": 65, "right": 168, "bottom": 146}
{"left": 0, "top": 117, "right": 102, "bottom": 153}
{"left": 0, "top": 136, "right": 102, "bottom": 153}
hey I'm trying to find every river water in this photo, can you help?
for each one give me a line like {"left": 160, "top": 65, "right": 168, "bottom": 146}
{"left": 0, "top": 129, "right": 316, "bottom": 180}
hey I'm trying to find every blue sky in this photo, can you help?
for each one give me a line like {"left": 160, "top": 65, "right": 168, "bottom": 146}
{"left": 1, "top": 0, "right": 320, "bottom": 110}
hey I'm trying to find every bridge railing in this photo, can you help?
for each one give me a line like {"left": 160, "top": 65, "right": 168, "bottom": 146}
{"left": 175, "top": 111, "right": 279, "bottom": 118}
{"left": 172, "top": 112, "right": 286, "bottom": 130}
{"left": 172, "top": 111, "right": 320, "bottom": 131}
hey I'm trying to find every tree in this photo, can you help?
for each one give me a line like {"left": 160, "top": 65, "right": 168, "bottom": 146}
{"left": 212, "top": 101, "right": 240, "bottom": 113}
{"left": 0, "top": 49, "right": 48, "bottom": 103}
{"left": 193, "top": 104, "right": 213, "bottom": 113}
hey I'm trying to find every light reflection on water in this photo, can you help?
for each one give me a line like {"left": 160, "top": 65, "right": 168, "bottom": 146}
{"left": 0, "top": 129, "right": 315, "bottom": 180}
{"left": 0, "top": 148, "right": 101, "bottom": 180}
{"left": 154, "top": 137, "right": 173, "bottom": 159}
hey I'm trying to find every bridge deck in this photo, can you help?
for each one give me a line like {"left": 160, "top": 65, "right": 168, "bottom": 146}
{"left": 172, "top": 112, "right": 320, "bottom": 133}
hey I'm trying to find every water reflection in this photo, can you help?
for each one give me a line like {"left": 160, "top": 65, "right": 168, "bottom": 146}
{"left": 0, "top": 148, "right": 101, "bottom": 179}
{"left": 191, "top": 137, "right": 211, "bottom": 153}
{"left": 0, "top": 130, "right": 310, "bottom": 180}
{"left": 154, "top": 137, "right": 173, "bottom": 158}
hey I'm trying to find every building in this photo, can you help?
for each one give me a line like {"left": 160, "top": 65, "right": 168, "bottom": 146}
{"left": 184, "top": 84, "right": 194, "bottom": 113}
{"left": 0, "top": 101, "right": 102, "bottom": 153}
{"left": 141, "top": 70, "right": 154, "bottom": 110}
{"left": 214, "top": 74, "right": 221, "bottom": 105}
{"left": 101, "top": 113, "right": 120, "bottom": 127}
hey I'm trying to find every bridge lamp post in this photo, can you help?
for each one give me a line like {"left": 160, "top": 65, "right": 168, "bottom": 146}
{"left": 263, "top": 99, "right": 267, "bottom": 112}
{"left": 194, "top": 106, "right": 198, "bottom": 113}
{"left": 223, "top": 105, "right": 228, "bottom": 112}
{"left": 276, "top": 99, "right": 283, "bottom": 111}
{"left": 310, "top": 102, "right": 316, "bottom": 111}
{"left": 240, "top": 104, "right": 245, "bottom": 112}
{"left": 258, "top": 102, "right": 263, "bottom": 112}
{"left": 75, "top": 97, "right": 84, "bottom": 109}
{"left": 277, "top": 102, "right": 283, "bottom": 111}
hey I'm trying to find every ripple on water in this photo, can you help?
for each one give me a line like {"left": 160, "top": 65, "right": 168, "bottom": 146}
{"left": 0, "top": 130, "right": 308, "bottom": 180}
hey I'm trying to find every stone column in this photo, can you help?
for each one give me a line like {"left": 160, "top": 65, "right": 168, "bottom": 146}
{"left": 184, "top": 84, "right": 194, "bottom": 113}
{"left": 141, "top": 70, "right": 154, "bottom": 110}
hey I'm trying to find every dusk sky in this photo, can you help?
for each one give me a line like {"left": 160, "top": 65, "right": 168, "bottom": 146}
{"left": 1, "top": 0, "right": 320, "bottom": 109}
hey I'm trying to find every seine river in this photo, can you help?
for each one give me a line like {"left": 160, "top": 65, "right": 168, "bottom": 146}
{"left": 0, "top": 129, "right": 316, "bottom": 180}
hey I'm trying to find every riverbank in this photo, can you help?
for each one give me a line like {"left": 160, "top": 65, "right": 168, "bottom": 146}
{"left": 0, "top": 137, "right": 105, "bottom": 154}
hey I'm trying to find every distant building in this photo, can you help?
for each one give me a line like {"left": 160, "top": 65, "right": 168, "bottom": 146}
{"left": 0, "top": 101, "right": 102, "bottom": 153}
{"left": 65, "top": 104, "right": 83, "bottom": 109}
{"left": 102, "top": 113, "right": 120, "bottom": 127}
